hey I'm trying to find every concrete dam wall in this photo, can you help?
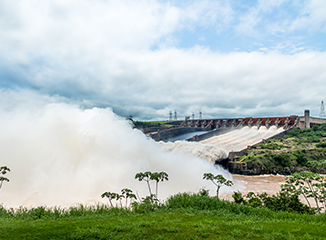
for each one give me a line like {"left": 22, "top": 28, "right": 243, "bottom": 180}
{"left": 150, "top": 115, "right": 299, "bottom": 142}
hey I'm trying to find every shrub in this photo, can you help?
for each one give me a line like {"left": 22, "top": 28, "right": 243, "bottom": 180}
{"left": 316, "top": 143, "right": 326, "bottom": 148}
{"left": 294, "top": 153, "right": 308, "bottom": 166}
{"left": 232, "top": 191, "right": 312, "bottom": 214}
{"left": 132, "top": 195, "right": 163, "bottom": 213}
{"left": 272, "top": 154, "right": 292, "bottom": 167}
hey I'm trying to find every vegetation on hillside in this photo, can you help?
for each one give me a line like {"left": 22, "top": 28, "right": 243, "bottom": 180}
{"left": 127, "top": 116, "right": 182, "bottom": 131}
{"left": 133, "top": 120, "right": 181, "bottom": 129}
{"left": 242, "top": 124, "right": 326, "bottom": 174}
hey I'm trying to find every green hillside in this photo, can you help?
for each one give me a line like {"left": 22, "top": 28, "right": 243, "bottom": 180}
{"left": 241, "top": 124, "right": 326, "bottom": 174}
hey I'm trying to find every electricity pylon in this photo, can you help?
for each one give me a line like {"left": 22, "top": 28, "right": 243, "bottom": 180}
{"left": 320, "top": 100, "right": 326, "bottom": 118}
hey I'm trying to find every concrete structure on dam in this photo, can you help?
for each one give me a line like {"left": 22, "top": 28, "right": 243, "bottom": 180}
{"left": 150, "top": 116, "right": 299, "bottom": 141}
{"left": 149, "top": 110, "right": 326, "bottom": 142}
{"left": 298, "top": 110, "right": 326, "bottom": 129}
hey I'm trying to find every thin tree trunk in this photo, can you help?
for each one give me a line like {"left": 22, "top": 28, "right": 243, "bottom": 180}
{"left": 307, "top": 182, "right": 320, "bottom": 212}
{"left": 146, "top": 179, "right": 152, "bottom": 196}
{"left": 109, "top": 199, "right": 113, "bottom": 208}
{"left": 216, "top": 186, "right": 221, "bottom": 198}
{"left": 136, "top": 191, "right": 141, "bottom": 202}
{"left": 302, "top": 193, "right": 311, "bottom": 208}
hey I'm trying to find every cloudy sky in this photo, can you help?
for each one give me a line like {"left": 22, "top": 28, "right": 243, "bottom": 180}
{"left": 1, "top": 0, "right": 326, "bottom": 120}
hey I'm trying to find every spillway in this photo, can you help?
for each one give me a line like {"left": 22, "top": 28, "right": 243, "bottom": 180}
{"left": 201, "top": 126, "right": 284, "bottom": 153}
{"left": 159, "top": 126, "right": 284, "bottom": 162}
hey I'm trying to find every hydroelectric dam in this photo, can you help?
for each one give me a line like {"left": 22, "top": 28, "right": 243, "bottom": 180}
{"left": 147, "top": 110, "right": 326, "bottom": 175}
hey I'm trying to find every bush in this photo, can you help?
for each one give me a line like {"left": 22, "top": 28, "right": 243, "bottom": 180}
{"left": 272, "top": 154, "right": 292, "bottom": 167}
{"left": 132, "top": 195, "right": 163, "bottom": 213}
{"left": 232, "top": 191, "right": 313, "bottom": 214}
{"left": 316, "top": 142, "right": 326, "bottom": 148}
{"left": 294, "top": 153, "right": 308, "bottom": 166}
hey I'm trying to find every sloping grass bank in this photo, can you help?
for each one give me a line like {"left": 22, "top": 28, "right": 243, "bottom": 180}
{"left": 243, "top": 124, "right": 326, "bottom": 174}
{"left": 1, "top": 194, "right": 326, "bottom": 239}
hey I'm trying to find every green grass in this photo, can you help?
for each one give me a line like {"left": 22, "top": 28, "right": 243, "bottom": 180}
{"left": 1, "top": 194, "right": 326, "bottom": 239}
{"left": 133, "top": 120, "right": 182, "bottom": 130}
{"left": 2, "top": 211, "right": 326, "bottom": 240}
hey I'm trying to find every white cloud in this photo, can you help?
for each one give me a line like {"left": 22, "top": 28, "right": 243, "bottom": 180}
{"left": 0, "top": 0, "right": 326, "bottom": 120}
{"left": 182, "top": 0, "right": 234, "bottom": 32}
{"left": 290, "top": 0, "right": 326, "bottom": 32}
{"left": 235, "top": 0, "right": 288, "bottom": 36}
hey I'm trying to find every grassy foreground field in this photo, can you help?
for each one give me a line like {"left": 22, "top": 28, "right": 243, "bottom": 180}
{"left": 1, "top": 196, "right": 326, "bottom": 240}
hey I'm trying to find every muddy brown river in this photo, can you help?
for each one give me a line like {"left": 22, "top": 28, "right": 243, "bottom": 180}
{"left": 220, "top": 174, "right": 287, "bottom": 201}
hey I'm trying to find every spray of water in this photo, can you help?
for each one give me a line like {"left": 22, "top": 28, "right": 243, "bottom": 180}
{"left": 0, "top": 96, "right": 231, "bottom": 208}
{"left": 158, "top": 126, "right": 284, "bottom": 162}
{"left": 159, "top": 141, "right": 228, "bottom": 162}
{"left": 201, "top": 126, "right": 284, "bottom": 153}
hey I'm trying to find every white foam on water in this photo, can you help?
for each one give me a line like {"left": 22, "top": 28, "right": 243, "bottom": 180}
{"left": 157, "top": 126, "right": 284, "bottom": 162}
{"left": 158, "top": 141, "right": 228, "bottom": 162}
{"left": 201, "top": 126, "right": 284, "bottom": 153}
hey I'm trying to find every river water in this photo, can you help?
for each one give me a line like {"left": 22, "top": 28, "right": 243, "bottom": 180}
{"left": 164, "top": 131, "right": 207, "bottom": 142}
{"left": 220, "top": 174, "right": 287, "bottom": 201}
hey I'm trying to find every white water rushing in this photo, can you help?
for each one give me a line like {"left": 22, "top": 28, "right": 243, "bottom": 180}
{"left": 159, "top": 141, "right": 228, "bottom": 162}
{"left": 0, "top": 98, "right": 231, "bottom": 208}
{"left": 201, "top": 126, "right": 284, "bottom": 153}
{"left": 159, "top": 126, "right": 284, "bottom": 162}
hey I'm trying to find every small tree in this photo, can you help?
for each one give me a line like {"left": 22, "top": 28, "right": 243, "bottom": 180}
{"left": 281, "top": 171, "right": 326, "bottom": 213}
{"left": 135, "top": 171, "right": 153, "bottom": 196}
{"left": 121, "top": 188, "right": 137, "bottom": 207}
{"left": 102, "top": 189, "right": 137, "bottom": 208}
{"left": 135, "top": 171, "right": 169, "bottom": 200}
{"left": 101, "top": 192, "right": 118, "bottom": 207}
{"left": 150, "top": 171, "right": 169, "bottom": 198}
{"left": 0, "top": 166, "right": 10, "bottom": 190}
{"left": 203, "top": 173, "right": 233, "bottom": 198}
{"left": 115, "top": 193, "right": 124, "bottom": 207}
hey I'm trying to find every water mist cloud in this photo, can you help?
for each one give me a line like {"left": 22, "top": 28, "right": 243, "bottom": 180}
{"left": 0, "top": 92, "right": 231, "bottom": 207}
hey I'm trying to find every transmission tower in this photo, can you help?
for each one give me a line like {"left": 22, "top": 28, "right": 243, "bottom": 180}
{"left": 320, "top": 100, "right": 326, "bottom": 118}
{"left": 174, "top": 111, "right": 177, "bottom": 120}
{"left": 169, "top": 111, "right": 172, "bottom": 121}
{"left": 192, "top": 113, "right": 194, "bottom": 120}
{"left": 199, "top": 111, "right": 202, "bottom": 120}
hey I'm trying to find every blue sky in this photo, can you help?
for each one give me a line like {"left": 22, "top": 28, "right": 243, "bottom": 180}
{"left": 0, "top": 0, "right": 326, "bottom": 120}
